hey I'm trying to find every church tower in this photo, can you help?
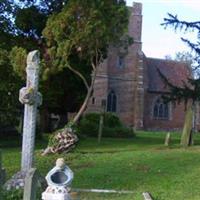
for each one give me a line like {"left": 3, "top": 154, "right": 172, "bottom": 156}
{"left": 87, "top": 2, "right": 144, "bottom": 129}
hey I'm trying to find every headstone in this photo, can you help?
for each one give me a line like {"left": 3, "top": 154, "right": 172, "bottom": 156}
{"left": 42, "top": 158, "right": 73, "bottom": 200}
{"left": 164, "top": 132, "right": 171, "bottom": 146}
{"left": 5, "top": 50, "right": 42, "bottom": 190}
{"left": 98, "top": 115, "right": 104, "bottom": 143}
{"left": 142, "top": 192, "right": 153, "bottom": 200}
{"left": 23, "top": 168, "right": 38, "bottom": 200}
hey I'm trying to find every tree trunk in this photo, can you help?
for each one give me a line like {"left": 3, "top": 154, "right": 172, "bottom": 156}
{"left": 72, "top": 69, "right": 97, "bottom": 124}
{"left": 72, "top": 87, "right": 92, "bottom": 124}
{"left": 42, "top": 68, "right": 97, "bottom": 155}
{"left": 180, "top": 105, "right": 194, "bottom": 147}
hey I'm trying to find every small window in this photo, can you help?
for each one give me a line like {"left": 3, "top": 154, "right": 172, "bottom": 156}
{"left": 117, "top": 55, "right": 125, "bottom": 68}
{"left": 153, "top": 98, "right": 169, "bottom": 120}
{"left": 107, "top": 90, "right": 117, "bottom": 112}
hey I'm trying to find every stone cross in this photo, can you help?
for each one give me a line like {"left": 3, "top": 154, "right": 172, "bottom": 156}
{"left": 19, "top": 50, "right": 42, "bottom": 172}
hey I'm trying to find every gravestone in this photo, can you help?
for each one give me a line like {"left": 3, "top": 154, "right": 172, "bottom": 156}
{"left": 164, "top": 132, "right": 171, "bottom": 146}
{"left": 143, "top": 192, "right": 153, "bottom": 200}
{"left": 5, "top": 50, "right": 42, "bottom": 190}
{"left": 98, "top": 115, "right": 104, "bottom": 143}
{"left": 23, "top": 168, "right": 38, "bottom": 200}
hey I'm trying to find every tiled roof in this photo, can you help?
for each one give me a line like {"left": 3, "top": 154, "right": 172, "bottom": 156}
{"left": 145, "top": 57, "right": 191, "bottom": 92}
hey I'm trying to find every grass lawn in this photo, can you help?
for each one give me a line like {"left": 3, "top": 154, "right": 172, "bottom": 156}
{"left": 2, "top": 131, "right": 200, "bottom": 199}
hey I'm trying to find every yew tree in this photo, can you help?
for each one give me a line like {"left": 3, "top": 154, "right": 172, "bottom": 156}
{"left": 43, "top": 0, "right": 129, "bottom": 124}
{"left": 0, "top": 0, "right": 84, "bottom": 132}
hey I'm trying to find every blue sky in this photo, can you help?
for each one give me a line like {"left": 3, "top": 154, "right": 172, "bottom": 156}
{"left": 126, "top": 0, "right": 200, "bottom": 58}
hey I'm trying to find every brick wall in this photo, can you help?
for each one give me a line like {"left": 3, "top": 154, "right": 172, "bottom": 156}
{"left": 143, "top": 93, "right": 186, "bottom": 130}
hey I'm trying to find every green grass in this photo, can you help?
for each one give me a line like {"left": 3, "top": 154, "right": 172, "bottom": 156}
{"left": 2, "top": 131, "right": 200, "bottom": 199}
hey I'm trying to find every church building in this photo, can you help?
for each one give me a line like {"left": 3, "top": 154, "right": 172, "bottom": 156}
{"left": 86, "top": 2, "right": 193, "bottom": 130}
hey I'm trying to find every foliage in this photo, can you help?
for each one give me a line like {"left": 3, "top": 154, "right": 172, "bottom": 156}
{"left": 162, "top": 13, "right": 200, "bottom": 80}
{"left": 42, "top": 0, "right": 129, "bottom": 125}
{"left": 78, "top": 112, "right": 134, "bottom": 138}
{"left": 10, "top": 47, "right": 27, "bottom": 79}
{"left": 42, "top": 0, "right": 129, "bottom": 74}
{"left": 0, "top": 48, "right": 23, "bottom": 128}
{"left": 0, "top": 0, "right": 129, "bottom": 135}
{"left": 160, "top": 13, "right": 200, "bottom": 105}
{"left": 161, "top": 14, "right": 200, "bottom": 146}
{"left": 43, "top": 0, "right": 129, "bottom": 65}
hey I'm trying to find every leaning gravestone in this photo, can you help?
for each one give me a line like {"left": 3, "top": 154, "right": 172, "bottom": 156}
{"left": 143, "top": 192, "right": 153, "bottom": 200}
{"left": 5, "top": 50, "right": 42, "bottom": 190}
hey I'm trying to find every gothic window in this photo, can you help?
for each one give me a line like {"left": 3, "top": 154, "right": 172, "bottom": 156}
{"left": 153, "top": 98, "right": 169, "bottom": 119}
{"left": 107, "top": 90, "right": 117, "bottom": 112}
{"left": 117, "top": 55, "right": 125, "bottom": 68}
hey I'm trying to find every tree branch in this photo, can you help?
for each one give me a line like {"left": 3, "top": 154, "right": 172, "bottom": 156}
{"left": 161, "top": 13, "right": 200, "bottom": 32}
{"left": 66, "top": 63, "right": 89, "bottom": 90}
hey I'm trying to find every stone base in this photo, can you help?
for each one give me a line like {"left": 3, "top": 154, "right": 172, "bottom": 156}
{"left": 42, "top": 192, "right": 72, "bottom": 200}
{"left": 4, "top": 170, "right": 47, "bottom": 191}
{"left": 4, "top": 171, "right": 26, "bottom": 190}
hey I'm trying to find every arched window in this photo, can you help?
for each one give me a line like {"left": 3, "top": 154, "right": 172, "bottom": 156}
{"left": 117, "top": 55, "right": 125, "bottom": 68}
{"left": 153, "top": 98, "right": 169, "bottom": 119}
{"left": 107, "top": 90, "right": 117, "bottom": 112}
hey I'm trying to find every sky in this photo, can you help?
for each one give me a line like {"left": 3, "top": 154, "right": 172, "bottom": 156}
{"left": 126, "top": 0, "right": 200, "bottom": 59}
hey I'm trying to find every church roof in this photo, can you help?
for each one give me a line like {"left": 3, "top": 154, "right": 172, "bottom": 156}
{"left": 145, "top": 57, "right": 191, "bottom": 93}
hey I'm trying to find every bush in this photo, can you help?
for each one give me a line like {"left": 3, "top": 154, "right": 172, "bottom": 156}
{"left": 103, "top": 126, "right": 134, "bottom": 138}
{"left": 78, "top": 112, "right": 135, "bottom": 138}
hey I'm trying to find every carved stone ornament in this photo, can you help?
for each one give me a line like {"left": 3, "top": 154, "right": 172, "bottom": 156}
{"left": 19, "top": 87, "right": 35, "bottom": 105}
{"left": 42, "top": 158, "right": 73, "bottom": 200}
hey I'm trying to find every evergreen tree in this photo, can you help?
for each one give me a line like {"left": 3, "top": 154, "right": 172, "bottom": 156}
{"left": 161, "top": 14, "right": 200, "bottom": 146}
{"left": 0, "top": 0, "right": 86, "bottom": 132}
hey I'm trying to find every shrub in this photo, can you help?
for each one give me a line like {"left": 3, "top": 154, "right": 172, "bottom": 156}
{"left": 103, "top": 126, "right": 134, "bottom": 138}
{"left": 78, "top": 112, "right": 135, "bottom": 138}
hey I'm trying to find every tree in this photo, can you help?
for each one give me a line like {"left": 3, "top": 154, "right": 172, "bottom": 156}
{"left": 42, "top": 0, "right": 130, "bottom": 125}
{"left": 41, "top": 0, "right": 130, "bottom": 154}
{"left": 0, "top": 49, "right": 23, "bottom": 130}
{"left": 0, "top": 0, "right": 129, "bottom": 153}
{"left": 0, "top": 0, "right": 87, "bottom": 132}
{"left": 161, "top": 14, "right": 200, "bottom": 146}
